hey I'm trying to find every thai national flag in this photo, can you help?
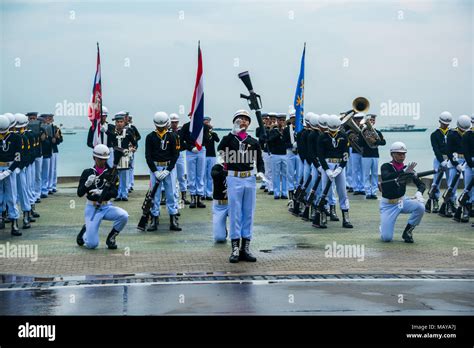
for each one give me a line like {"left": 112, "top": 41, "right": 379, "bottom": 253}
{"left": 88, "top": 42, "right": 103, "bottom": 147}
{"left": 189, "top": 41, "right": 204, "bottom": 150}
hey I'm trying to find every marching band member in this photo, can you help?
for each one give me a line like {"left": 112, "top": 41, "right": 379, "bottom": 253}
{"left": 429, "top": 111, "right": 452, "bottom": 212}
{"left": 170, "top": 113, "right": 190, "bottom": 205}
{"left": 39, "top": 113, "right": 54, "bottom": 199}
{"left": 110, "top": 112, "right": 136, "bottom": 201}
{"left": 203, "top": 115, "right": 220, "bottom": 201}
{"left": 379, "top": 142, "right": 426, "bottom": 243}
{"left": 460, "top": 115, "right": 474, "bottom": 220}
{"left": 26, "top": 112, "right": 44, "bottom": 204}
{"left": 360, "top": 114, "right": 386, "bottom": 199}
{"left": 24, "top": 115, "right": 40, "bottom": 220}
{"left": 180, "top": 115, "right": 209, "bottom": 208}
{"left": 125, "top": 113, "right": 141, "bottom": 193}
{"left": 76, "top": 144, "right": 129, "bottom": 249}
{"left": 49, "top": 115, "right": 63, "bottom": 194}
{"left": 443, "top": 115, "right": 471, "bottom": 216}
{"left": 317, "top": 114, "right": 353, "bottom": 228}
{"left": 144, "top": 112, "right": 181, "bottom": 231}
{"left": 283, "top": 112, "right": 299, "bottom": 199}
{"left": 217, "top": 110, "right": 264, "bottom": 263}
{"left": 256, "top": 113, "right": 272, "bottom": 193}
{"left": 0, "top": 114, "right": 22, "bottom": 235}
{"left": 267, "top": 113, "right": 288, "bottom": 199}
{"left": 348, "top": 112, "right": 365, "bottom": 195}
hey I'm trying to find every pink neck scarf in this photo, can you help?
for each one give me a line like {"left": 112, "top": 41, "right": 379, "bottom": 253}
{"left": 95, "top": 166, "right": 106, "bottom": 176}
{"left": 237, "top": 131, "right": 247, "bottom": 140}
{"left": 391, "top": 161, "right": 404, "bottom": 171}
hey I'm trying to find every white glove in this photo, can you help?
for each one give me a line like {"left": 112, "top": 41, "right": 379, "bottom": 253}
{"left": 325, "top": 169, "right": 334, "bottom": 181}
{"left": 292, "top": 142, "right": 297, "bottom": 151}
{"left": 100, "top": 126, "right": 106, "bottom": 133}
{"left": 440, "top": 159, "right": 449, "bottom": 168}
{"left": 85, "top": 174, "right": 96, "bottom": 187}
{"left": 89, "top": 188, "right": 103, "bottom": 196}
{"left": 154, "top": 171, "right": 161, "bottom": 180}
{"left": 256, "top": 172, "right": 265, "bottom": 180}
{"left": 191, "top": 147, "right": 199, "bottom": 154}
{"left": 456, "top": 164, "right": 464, "bottom": 172}
{"left": 0, "top": 169, "right": 12, "bottom": 181}
{"left": 157, "top": 169, "right": 170, "bottom": 180}
{"left": 414, "top": 191, "right": 424, "bottom": 203}
{"left": 14, "top": 167, "right": 21, "bottom": 174}
{"left": 332, "top": 167, "right": 343, "bottom": 178}
{"left": 232, "top": 119, "right": 244, "bottom": 135}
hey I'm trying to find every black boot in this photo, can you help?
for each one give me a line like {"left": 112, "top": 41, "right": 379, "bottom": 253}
{"left": 229, "top": 239, "right": 240, "bottom": 263}
{"left": 181, "top": 191, "right": 191, "bottom": 205}
{"left": 28, "top": 210, "right": 36, "bottom": 223}
{"left": 189, "top": 195, "right": 197, "bottom": 208}
{"left": 31, "top": 204, "right": 40, "bottom": 218}
{"left": 196, "top": 195, "right": 206, "bottom": 208}
{"left": 76, "top": 224, "right": 86, "bottom": 246}
{"left": 11, "top": 219, "right": 21, "bottom": 236}
{"left": 329, "top": 205, "right": 340, "bottom": 221}
{"left": 106, "top": 228, "right": 120, "bottom": 249}
{"left": 0, "top": 217, "right": 4, "bottom": 229}
{"left": 342, "top": 210, "right": 353, "bottom": 228}
{"left": 445, "top": 201, "right": 455, "bottom": 218}
{"left": 22, "top": 212, "right": 31, "bottom": 229}
{"left": 170, "top": 215, "right": 182, "bottom": 231}
{"left": 470, "top": 204, "right": 474, "bottom": 218}
{"left": 432, "top": 199, "right": 440, "bottom": 214}
{"left": 239, "top": 238, "right": 257, "bottom": 262}
{"left": 288, "top": 190, "right": 294, "bottom": 201}
{"left": 147, "top": 216, "right": 159, "bottom": 231}
{"left": 402, "top": 224, "right": 415, "bottom": 243}
{"left": 160, "top": 191, "right": 166, "bottom": 205}
{"left": 461, "top": 203, "right": 471, "bottom": 223}
{"left": 3, "top": 210, "right": 11, "bottom": 223}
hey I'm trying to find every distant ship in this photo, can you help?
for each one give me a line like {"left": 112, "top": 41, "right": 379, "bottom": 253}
{"left": 379, "top": 124, "right": 427, "bottom": 132}
{"left": 61, "top": 129, "right": 77, "bottom": 135}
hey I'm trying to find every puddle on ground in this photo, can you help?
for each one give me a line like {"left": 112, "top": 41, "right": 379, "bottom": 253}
{"left": 260, "top": 243, "right": 318, "bottom": 253}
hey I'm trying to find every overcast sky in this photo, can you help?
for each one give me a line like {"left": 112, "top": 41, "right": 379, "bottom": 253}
{"left": 1, "top": 0, "right": 472, "bottom": 128}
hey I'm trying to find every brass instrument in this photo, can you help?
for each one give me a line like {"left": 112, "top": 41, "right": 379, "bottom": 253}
{"left": 360, "top": 115, "right": 380, "bottom": 148}
{"left": 340, "top": 97, "right": 371, "bottom": 153}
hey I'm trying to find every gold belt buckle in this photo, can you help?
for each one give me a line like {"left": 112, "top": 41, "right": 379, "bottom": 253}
{"left": 0, "top": 162, "right": 9, "bottom": 166}
{"left": 218, "top": 199, "right": 228, "bottom": 205}
{"left": 388, "top": 198, "right": 401, "bottom": 204}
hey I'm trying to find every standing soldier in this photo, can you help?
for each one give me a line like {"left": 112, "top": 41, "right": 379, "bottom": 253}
{"left": 24, "top": 115, "right": 40, "bottom": 220}
{"left": 203, "top": 115, "right": 220, "bottom": 201}
{"left": 125, "top": 113, "right": 141, "bottom": 193}
{"left": 256, "top": 113, "right": 272, "bottom": 193}
{"left": 217, "top": 110, "right": 264, "bottom": 263}
{"left": 442, "top": 115, "right": 471, "bottom": 217}
{"left": 180, "top": 115, "right": 209, "bottom": 208}
{"left": 461, "top": 115, "right": 474, "bottom": 220}
{"left": 379, "top": 142, "right": 426, "bottom": 243}
{"left": 211, "top": 159, "right": 229, "bottom": 243}
{"left": 39, "top": 113, "right": 54, "bottom": 199}
{"left": 144, "top": 112, "right": 181, "bottom": 231}
{"left": 87, "top": 106, "right": 112, "bottom": 147}
{"left": 317, "top": 115, "right": 353, "bottom": 228}
{"left": 283, "top": 112, "right": 299, "bottom": 199}
{"left": 360, "top": 114, "right": 386, "bottom": 199}
{"left": 348, "top": 112, "right": 365, "bottom": 195}
{"left": 170, "top": 113, "right": 189, "bottom": 205}
{"left": 0, "top": 114, "right": 22, "bottom": 235}
{"left": 76, "top": 144, "right": 129, "bottom": 249}
{"left": 26, "top": 112, "right": 43, "bottom": 204}
{"left": 49, "top": 116, "right": 63, "bottom": 194}
{"left": 267, "top": 113, "right": 288, "bottom": 199}
{"left": 429, "top": 111, "right": 452, "bottom": 213}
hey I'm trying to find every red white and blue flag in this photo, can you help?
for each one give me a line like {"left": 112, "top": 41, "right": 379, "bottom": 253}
{"left": 88, "top": 42, "right": 103, "bottom": 147}
{"left": 189, "top": 41, "right": 204, "bottom": 150}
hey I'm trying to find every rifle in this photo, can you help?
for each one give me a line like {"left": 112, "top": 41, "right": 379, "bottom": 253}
{"left": 238, "top": 71, "right": 265, "bottom": 139}
{"left": 137, "top": 179, "right": 162, "bottom": 231}
{"left": 438, "top": 169, "right": 462, "bottom": 217}
{"left": 425, "top": 167, "right": 445, "bottom": 213}
{"left": 289, "top": 176, "right": 305, "bottom": 216}
{"left": 296, "top": 173, "right": 313, "bottom": 203}
{"left": 380, "top": 169, "right": 436, "bottom": 185}
{"left": 312, "top": 178, "right": 333, "bottom": 229}
{"left": 90, "top": 147, "right": 125, "bottom": 221}
{"left": 453, "top": 176, "right": 474, "bottom": 222}
{"left": 301, "top": 172, "right": 322, "bottom": 221}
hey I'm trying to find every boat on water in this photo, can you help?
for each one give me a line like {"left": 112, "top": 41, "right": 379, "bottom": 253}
{"left": 379, "top": 124, "right": 427, "bottom": 132}
{"left": 62, "top": 129, "right": 77, "bottom": 135}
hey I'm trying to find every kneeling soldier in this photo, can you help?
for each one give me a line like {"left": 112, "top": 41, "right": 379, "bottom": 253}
{"left": 379, "top": 142, "right": 426, "bottom": 243}
{"left": 76, "top": 145, "right": 129, "bottom": 249}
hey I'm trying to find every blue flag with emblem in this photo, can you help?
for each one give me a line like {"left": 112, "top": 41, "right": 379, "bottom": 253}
{"left": 293, "top": 43, "right": 305, "bottom": 133}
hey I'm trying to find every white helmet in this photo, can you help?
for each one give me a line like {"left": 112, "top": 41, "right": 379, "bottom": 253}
{"left": 0, "top": 115, "right": 10, "bottom": 134}
{"left": 153, "top": 111, "right": 170, "bottom": 127}
{"left": 439, "top": 111, "right": 452, "bottom": 125}
{"left": 327, "top": 114, "right": 341, "bottom": 131}
{"left": 457, "top": 115, "right": 471, "bottom": 131}
{"left": 390, "top": 141, "right": 407, "bottom": 153}
{"left": 101, "top": 106, "right": 109, "bottom": 116}
{"left": 308, "top": 113, "right": 320, "bottom": 129}
{"left": 4, "top": 113, "right": 16, "bottom": 128}
{"left": 14, "top": 113, "right": 29, "bottom": 128}
{"left": 318, "top": 114, "right": 329, "bottom": 129}
{"left": 93, "top": 144, "right": 110, "bottom": 159}
{"left": 170, "top": 113, "right": 180, "bottom": 122}
{"left": 304, "top": 112, "right": 315, "bottom": 125}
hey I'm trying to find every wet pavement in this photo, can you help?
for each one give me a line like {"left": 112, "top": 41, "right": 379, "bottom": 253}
{"left": 1, "top": 279, "right": 473, "bottom": 315}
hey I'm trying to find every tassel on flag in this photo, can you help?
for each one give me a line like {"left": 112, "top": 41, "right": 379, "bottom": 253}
{"left": 189, "top": 41, "right": 204, "bottom": 150}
